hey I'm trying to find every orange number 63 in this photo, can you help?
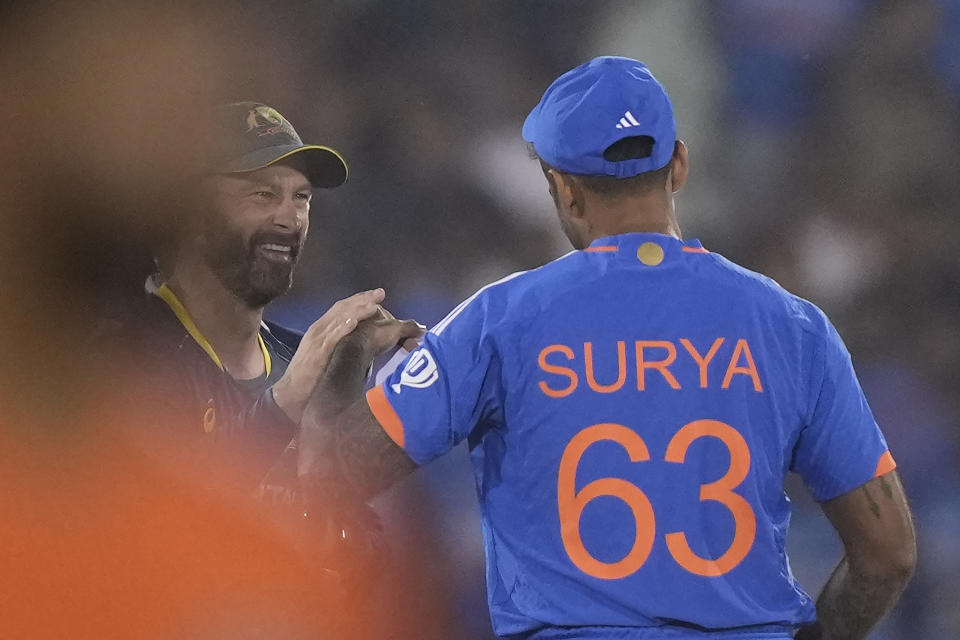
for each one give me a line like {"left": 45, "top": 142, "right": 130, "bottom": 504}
{"left": 557, "top": 419, "right": 756, "bottom": 580}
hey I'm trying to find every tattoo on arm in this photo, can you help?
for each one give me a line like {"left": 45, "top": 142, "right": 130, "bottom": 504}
{"left": 334, "top": 400, "right": 417, "bottom": 501}
{"left": 299, "top": 336, "right": 416, "bottom": 510}
{"left": 795, "top": 473, "right": 916, "bottom": 640}
{"left": 861, "top": 482, "right": 882, "bottom": 520}
{"left": 879, "top": 476, "right": 894, "bottom": 500}
{"left": 795, "top": 556, "right": 899, "bottom": 640}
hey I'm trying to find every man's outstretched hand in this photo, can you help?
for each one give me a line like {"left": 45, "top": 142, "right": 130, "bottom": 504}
{"left": 305, "top": 307, "right": 424, "bottom": 422}
{"left": 341, "top": 307, "right": 425, "bottom": 364}
{"left": 272, "top": 288, "right": 389, "bottom": 423}
{"left": 298, "top": 303, "right": 423, "bottom": 493}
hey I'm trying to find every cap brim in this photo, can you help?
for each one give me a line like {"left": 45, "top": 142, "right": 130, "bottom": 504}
{"left": 223, "top": 144, "right": 349, "bottom": 188}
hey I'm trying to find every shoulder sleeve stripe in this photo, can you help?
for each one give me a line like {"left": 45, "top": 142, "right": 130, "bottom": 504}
{"left": 430, "top": 270, "right": 529, "bottom": 336}
{"left": 366, "top": 384, "right": 405, "bottom": 449}
{"left": 874, "top": 450, "right": 897, "bottom": 478}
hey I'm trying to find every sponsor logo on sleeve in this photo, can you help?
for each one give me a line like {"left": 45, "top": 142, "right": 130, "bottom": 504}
{"left": 391, "top": 348, "right": 439, "bottom": 394}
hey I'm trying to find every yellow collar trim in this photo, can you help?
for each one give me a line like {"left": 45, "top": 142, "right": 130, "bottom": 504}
{"left": 154, "top": 283, "right": 272, "bottom": 378}
{"left": 258, "top": 329, "right": 272, "bottom": 378}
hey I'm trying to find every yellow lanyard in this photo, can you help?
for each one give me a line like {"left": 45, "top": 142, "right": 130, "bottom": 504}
{"left": 154, "top": 283, "right": 272, "bottom": 378}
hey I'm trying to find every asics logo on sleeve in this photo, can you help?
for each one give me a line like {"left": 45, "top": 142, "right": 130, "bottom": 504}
{"left": 392, "top": 348, "right": 439, "bottom": 394}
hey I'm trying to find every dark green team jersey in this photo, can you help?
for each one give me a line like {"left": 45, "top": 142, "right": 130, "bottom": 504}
{"left": 100, "top": 281, "right": 389, "bottom": 636}
{"left": 126, "top": 281, "right": 305, "bottom": 506}
{"left": 122, "top": 280, "right": 385, "bottom": 578}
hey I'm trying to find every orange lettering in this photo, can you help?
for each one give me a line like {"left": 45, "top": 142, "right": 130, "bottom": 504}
{"left": 559, "top": 419, "right": 757, "bottom": 579}
{"left": 664, "top": 420, "right": 756, "bottom": 576}
{"left": 635, "top": 341, "right": 681, "bottom": 390}
{"left": 679, "top": 338, "right": 725, "bottom": 388}
{"left": 558, "top": 424, "right": 655, "bottom": 579}
{"left": 584, "top": 341, "right": 627, "bottom": 393}
{"left": 721, "top": 339, "right": 763, "bottom": 392}
{"left": 538, "top": 344, "right": 579, "bottom": 398}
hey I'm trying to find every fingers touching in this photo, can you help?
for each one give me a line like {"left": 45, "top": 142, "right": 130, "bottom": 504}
{"left": 327, "top": 288, "right": 385, "bottom": 329}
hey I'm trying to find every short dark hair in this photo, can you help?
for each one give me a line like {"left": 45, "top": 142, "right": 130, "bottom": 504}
{"left": 528, "top": 136, "right": 672, "bottom": 197}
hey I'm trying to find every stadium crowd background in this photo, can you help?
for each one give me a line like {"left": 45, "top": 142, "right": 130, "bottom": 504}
{"left": 1, "top": 1, "right": 957, "bottom": 638}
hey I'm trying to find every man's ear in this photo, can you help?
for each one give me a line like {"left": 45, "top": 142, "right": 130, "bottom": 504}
{"left": 550, "top": 170, "right": 584, "bottom": 218}
{"left": 668, "top": 140, "right": 689, "bottom": 193}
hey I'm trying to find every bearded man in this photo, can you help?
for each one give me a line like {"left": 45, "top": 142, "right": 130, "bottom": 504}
{"left": 126, "top": 102, "right": 419, "bottom": 551}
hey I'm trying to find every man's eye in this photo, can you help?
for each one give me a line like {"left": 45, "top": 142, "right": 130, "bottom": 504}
{"left": 254, "top": 191, "right": 275, "bottom": 199}
{"left": 295, "top": 192, "right": 311, "bottom": 201}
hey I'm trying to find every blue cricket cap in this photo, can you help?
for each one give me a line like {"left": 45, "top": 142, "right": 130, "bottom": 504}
{"left": 522, "top": 56, "right": 676, "bottom": 178}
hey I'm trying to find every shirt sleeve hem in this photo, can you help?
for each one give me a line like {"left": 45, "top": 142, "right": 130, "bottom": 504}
{"left": 874, "top": 450, "right": 897, "bottom": 477}
{"left": 812, "top": 450, "right": 897, "bottom": 502}
{"left": 366, "top": 384, "right": 406, "bottom": 450}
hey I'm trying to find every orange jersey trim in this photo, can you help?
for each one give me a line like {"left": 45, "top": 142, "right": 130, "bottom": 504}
{"left": 874, "top": 450, "right": 897, "bottom": 478}
{"left": 366, "top": 385, "right": 405, "bottom": 449}
{"left": 682, "top": 246, "right": 709, "bottom": 254}
{"left": 584, "top": 246, "right": 617, "bottom": 253}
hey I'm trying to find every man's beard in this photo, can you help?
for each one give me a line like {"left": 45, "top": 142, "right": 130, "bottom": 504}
{"left": 202, "top": 216, "right": 301, "bottom": 308}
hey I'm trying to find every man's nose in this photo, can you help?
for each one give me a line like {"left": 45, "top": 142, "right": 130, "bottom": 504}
{"left": 272, "top": 197, "right": 304, "bottom": 232}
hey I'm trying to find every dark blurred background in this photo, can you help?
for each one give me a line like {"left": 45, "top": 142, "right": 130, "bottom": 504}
{"left": 1, "top": 1, "right": 957, "bottom": 638}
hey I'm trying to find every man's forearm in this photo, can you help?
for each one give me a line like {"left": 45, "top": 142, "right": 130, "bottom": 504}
{"left": 273, "top": 339, "right": 367, "bottom": 424}
{"left": 333, "top": 398, "right": 417, "bottom": 500}
{"left": 796, "top": 555, "right": 912, "bottom": 640}
{"left": 299, "top": 337, "right": 416, "bottom": 504}
{"left": 298, "top": 340, "right": 371, "bottom": 505}
{"left": 797, "top": 472, "right": 917, "bottom": 640}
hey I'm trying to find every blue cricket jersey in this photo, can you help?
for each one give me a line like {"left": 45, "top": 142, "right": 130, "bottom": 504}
{"left": 366, "top": 233, "right": 895, "bottom": 639}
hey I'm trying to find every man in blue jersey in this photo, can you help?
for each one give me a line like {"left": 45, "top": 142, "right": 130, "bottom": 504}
{"left": 299, "top": 57, "right": 916, "bottom": 639}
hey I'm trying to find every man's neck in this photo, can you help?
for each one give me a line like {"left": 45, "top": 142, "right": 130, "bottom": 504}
{"left": 596, "top": 218, "right": 681, "bottom": 240}
{"left": 585, "top": 202, "right": 682, "bottom": 246}
{"left": 165, "top": 262, "right": 266, "bottom": 380}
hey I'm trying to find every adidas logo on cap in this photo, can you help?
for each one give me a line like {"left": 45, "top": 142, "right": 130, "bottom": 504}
{"left": 615, "top": 110, "right": 641, "bottom": 129}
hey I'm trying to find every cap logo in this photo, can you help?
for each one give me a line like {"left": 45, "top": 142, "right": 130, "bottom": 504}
{"left": 245, "top": 105, "right": 297, "bottom": 138}
{"left": 615, "top": 110, "right": 641, "bottom": 130}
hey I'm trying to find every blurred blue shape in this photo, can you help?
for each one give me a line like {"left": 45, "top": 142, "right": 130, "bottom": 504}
{"left": 715, "top": 0, "right": 869, "bottom": 127}
{"left": 931, "top": 0, "right": 960, "bottom": 100}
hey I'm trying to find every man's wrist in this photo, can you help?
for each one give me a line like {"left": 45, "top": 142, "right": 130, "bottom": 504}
{"left": 271, "top": 374, "right": 309, "bottom": 424}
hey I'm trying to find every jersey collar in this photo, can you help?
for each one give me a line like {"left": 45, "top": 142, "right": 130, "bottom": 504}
{"left": 149, "top": 278, "right": 272, "bottom": 378}
{"left": 584, "top": 233, "right": 708, "bottom": 261}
